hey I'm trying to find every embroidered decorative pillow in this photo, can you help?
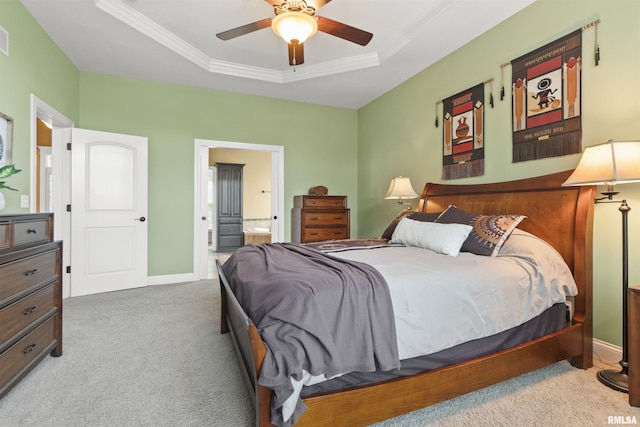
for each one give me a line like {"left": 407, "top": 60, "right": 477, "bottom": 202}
{"left": 381, "top": 211, "right": 441, "bottom": 239}
{"left": 390, "top": 217, "right": 472, "bottom": 256}
{"left": 435, "top": 205, "right": 526, "bottom": 257}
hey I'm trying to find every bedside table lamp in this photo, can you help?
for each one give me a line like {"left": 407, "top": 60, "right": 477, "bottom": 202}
{"left": 385, "top": 176, "right": 419, "bottom": 210}
{"left": 563, "top": 140, "right": 640, "bottom": 393}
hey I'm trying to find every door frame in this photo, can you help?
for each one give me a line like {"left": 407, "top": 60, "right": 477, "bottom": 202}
{"left": 29, "top": 95, "right": 74, "bottom": 298}
{"left": 193, "top": 139, "right": 284, "bottom": 280}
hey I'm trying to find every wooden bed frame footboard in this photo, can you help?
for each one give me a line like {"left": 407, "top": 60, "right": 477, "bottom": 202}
{"left": 217, "top": 259, "right": 267, "bottom": 424}
{"left": 218, "top": 170, "right": 595, "bottom": 427}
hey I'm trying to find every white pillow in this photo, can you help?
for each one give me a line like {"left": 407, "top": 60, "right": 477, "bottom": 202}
{"left": 390, "top": 217, "right": 473, "bottom": 256}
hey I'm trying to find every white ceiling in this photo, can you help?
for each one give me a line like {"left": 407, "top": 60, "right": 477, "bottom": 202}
{"left": 20, "top": 0, "right": 535, "bottom": 109}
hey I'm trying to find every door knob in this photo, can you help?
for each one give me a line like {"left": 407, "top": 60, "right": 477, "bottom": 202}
{"left": 135, "top": 217, "right": 146, "bottom": 222}
{"left": 202, "top": 216, "right": 207, "bottom": 221}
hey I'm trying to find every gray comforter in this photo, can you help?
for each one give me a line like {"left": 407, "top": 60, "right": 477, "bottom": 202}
{"left": 222, "top": 243, "right": 400, "bottom": 426}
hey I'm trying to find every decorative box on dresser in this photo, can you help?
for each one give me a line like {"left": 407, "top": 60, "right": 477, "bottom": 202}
{"left": 0, "top": 213, "right": 62, "bottom": 399}
{"left": 291, "top": 195, "right": 350, "bottom": 243}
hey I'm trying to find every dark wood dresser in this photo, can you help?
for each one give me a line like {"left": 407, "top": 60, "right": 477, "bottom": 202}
{"left": 0, "top": 213, "right": 62, "bottom": 399}
{"left": 291, "top": 195, "right": 350, "bottom": 243}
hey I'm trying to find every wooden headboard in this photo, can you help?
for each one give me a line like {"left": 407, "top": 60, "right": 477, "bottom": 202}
{"left": 417, "top": 170, "right": 595, "bottom": 330}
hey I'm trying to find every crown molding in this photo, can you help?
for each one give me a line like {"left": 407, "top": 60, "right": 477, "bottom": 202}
{"left": 95, "top": 0, "right": 392, "bottom": 84}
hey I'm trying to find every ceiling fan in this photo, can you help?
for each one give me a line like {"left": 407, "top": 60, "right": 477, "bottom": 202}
{"left": 216, "top": 0, "right": 373, "bottom": 67}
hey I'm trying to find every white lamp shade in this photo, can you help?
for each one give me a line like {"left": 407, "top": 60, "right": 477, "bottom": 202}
{"left": 272, "top": 12, "right": 318, "bottom": 44}
{"left": 563, "top": 140, "right": 640, "bottom": 186}
{"left": 385, "top": 177, "right": 419, "bottom": 199}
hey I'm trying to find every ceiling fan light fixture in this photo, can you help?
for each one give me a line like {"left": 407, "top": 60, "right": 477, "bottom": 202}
{"left": 272, "top": 11, "right": 318, "bottom": 45}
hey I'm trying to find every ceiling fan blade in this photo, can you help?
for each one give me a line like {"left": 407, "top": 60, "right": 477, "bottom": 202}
{"left": 288, "top": 42, "right": 305, "bottom": 66}
{"left": 216, "top": 18, "right": 272, "bottom": 41}
{"left": 317, "top": 16, "right": 373, "bottom": 46}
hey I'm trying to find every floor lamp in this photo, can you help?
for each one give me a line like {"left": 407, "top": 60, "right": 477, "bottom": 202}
{"left": 563, "top": 140, "right": 640, "bottom": 393}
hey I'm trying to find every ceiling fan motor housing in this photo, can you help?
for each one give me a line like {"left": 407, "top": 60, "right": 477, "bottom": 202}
{"left": 272, "top": 11, "right": 318, "bottom": 44}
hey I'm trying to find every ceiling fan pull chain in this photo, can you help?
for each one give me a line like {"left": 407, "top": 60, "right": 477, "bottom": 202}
{"left": 292, "top": 43, "right": 296, "bottom": 66}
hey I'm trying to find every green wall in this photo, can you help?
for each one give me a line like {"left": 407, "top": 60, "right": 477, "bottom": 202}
{"left": 357, "top": 0, "right": 640, "bottom": 347}
{"left": 0, "top": 0, "right": 79, "bottom": 206}
{"left": 3, "top": 0, "right": 640, "bottom": 348}
{"left": 78, "top": 74, "right": 358, "bottom": 276}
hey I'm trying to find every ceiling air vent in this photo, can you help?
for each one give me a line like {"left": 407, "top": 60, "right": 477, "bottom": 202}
{"left": 0, "top": 25, "right": 8, "bottom": 56}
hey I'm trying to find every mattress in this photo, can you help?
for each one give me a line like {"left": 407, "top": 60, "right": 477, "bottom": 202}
{"left": 330, "top": 230, "right": 577, "bottom": 360}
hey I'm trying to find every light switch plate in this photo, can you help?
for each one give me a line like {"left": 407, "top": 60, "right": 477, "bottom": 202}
{"left": 20, "top": 194, "right": 29, "bottom": 208}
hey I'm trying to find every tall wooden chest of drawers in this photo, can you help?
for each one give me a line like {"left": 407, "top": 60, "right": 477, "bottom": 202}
{"left": 291, "top": 196, "right": 350, "bottom": 243}
{"left": 0, "top": 213, "right": 62, "bottom": 399}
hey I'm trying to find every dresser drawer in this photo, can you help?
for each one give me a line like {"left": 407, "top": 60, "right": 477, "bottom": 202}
{"left": 300, "top": 196, "right": 347, "bottom": 209}
{"left": 0, "top": 316, "right": 56, "bottom": 391}
{"left": 0, "top": 222, "right": 8, "bottom": 250}
{"left": 0, "top": 283, "right": 56, "bottom": 346}
{"left": 219, "top": 224, "right": 242, "bottom": 236}
{"left": 13, "top": 219, "right": 51, "bottom": 246}
{"left": 302, "top": 227, "right": 349, "bottom": 242}
{"left": 219, "top": 235, "right": 243, "bottom": 248}
{"left": 302, "top": 211, "right": 349, "bottom": 226}
{"left": 0, "top": 250, "right": 57, "bottom": 305}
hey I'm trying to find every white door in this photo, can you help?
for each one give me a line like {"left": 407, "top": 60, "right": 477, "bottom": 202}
{"left": 69, "top": 128, "right": 148, "bottom": 296}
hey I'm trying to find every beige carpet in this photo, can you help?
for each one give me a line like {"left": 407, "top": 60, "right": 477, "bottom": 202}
{"left": 0, "top": 279, "right": 638, "bottom": 427}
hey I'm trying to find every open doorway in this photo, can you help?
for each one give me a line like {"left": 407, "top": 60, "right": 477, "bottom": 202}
{"left": 29, "top": 95, "right": 74, "bottom": 297}
{"left": 210, "top": 148, "right": 272, "bottom": 252}
{"left": 30, "top": 96, "right": 149, "bottom": 298}
{"left": 30, "top": 95, "right": 74, "bottom": 215}
{"left": 193, "top": 139, "right": 284, "bottom": 280}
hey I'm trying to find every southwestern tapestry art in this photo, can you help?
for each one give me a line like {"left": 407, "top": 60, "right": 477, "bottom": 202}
{"left": 511, "top": 30, "right": 582, "bottom": 162}
{"left": 442, "top": 83, "right": 484, "bottom": 180}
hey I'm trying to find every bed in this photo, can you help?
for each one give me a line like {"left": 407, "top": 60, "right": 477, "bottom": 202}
{"left": 217, "top": 170, "right": 595, "bottom": 426}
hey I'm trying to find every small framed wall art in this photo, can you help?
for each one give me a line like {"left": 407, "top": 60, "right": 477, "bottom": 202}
{"left": 511, "top": 30, "right": 582, "bottom": 162}
{"left": 442, "top": 83, "right": 485, "bottom": 180}
{"left": 0, "top": 112, "right": 13, "bottom": 168}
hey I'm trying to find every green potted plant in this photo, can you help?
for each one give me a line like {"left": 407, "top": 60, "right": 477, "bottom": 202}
{"left": 0, "top": 164, "right": 21, "bottom": 211}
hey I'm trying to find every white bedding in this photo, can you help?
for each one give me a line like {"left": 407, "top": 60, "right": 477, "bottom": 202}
{"left": 282, "top": 230, "right": 578, "bottom": 421}
{"left": 334, "top": 229, "right": 577, "bottom": 359}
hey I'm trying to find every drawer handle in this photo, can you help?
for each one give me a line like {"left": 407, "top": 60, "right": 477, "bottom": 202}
{"left": 27, "top": 228, "right": 38, "bottom": 234}
{"left": 24, "top": 269, "right": 39, "bottom": 276}
{"left": 309, "top": 217, "right": 319, "bottom": 220}
{"left": 309, "top": 232, "right": 318, "bottom": 236}
{"left": 23, "top": 343, "right": 37, "bottom": 354}
{"left": 23, "top": 306, "right": 38, "bottom": 316}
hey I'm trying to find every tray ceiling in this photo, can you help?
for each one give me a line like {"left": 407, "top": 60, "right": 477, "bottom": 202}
{"left": 20, "top": 0, "right": 535, "bottom": 109}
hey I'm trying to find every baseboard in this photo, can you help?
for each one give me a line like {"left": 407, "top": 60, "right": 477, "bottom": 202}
{"left": 593, "top": 338, "right": 622, "bottom": 366}
{"left": 147, "top": 273, "right": 195, "bottom": 286}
